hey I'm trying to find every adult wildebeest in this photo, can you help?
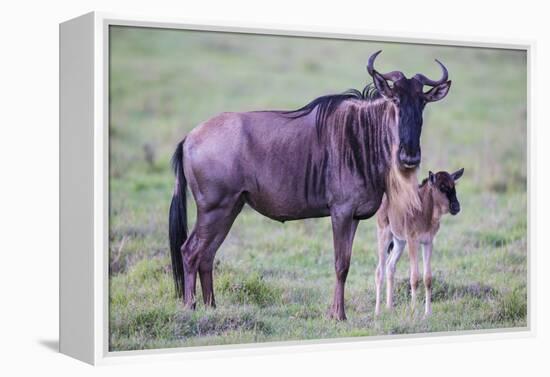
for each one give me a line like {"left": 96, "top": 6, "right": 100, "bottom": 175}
{"left": 169, "top": 50, "right": 451, "bottom": 320}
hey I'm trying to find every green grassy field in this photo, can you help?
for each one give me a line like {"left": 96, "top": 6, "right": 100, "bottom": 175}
{"left": 108, "top": 26, "right": 527, "bottom": 351}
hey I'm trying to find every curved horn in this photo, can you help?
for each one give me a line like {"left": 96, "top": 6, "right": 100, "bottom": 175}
{"left": 414, "top": 58, "right": 449, "bottom": 86}
{"left": 367, "top": 50, "right": 405, "bottom": 82}
{"left": 367, "top": 50, "right": 382, "bottom": 76}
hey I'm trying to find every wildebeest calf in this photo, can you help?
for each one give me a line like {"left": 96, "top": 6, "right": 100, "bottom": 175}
{"left": 374, "top": 168, "right": 464, "bottom": 317}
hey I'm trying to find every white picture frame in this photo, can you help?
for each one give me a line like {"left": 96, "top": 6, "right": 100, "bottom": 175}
{"left": 59, "top": 11, "right": 534, "bottom": 365}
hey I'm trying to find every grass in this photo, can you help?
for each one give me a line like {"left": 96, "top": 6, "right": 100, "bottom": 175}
{"left": 108, "top": 26, "right": 528, "bottom": 351}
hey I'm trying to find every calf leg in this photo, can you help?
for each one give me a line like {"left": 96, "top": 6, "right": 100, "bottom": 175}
{"left": 407, "top": 237, "right": 420, "bottom": 311}
{"left": 422, "top": 241, "right": 433, "bottom": 317}
{"left": 385, "top": 238, "right": 405, "bottom": 309}
{"left": 328, "top": 207, "right": 359, "bottom": 321}
{"left": 375, "top": 226, "right": 392, "bottom": 316}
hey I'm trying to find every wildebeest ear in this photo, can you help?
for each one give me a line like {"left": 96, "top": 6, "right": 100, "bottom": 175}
{"left": 372, "top": 71, "right": 394, "bottom": 100}
{"left": 429, "top": 171, "right": 436, "bottom": 184}
{"left": 451, "top": 168, "right": 464, "bottom": 181}
{"left": 424, "top": 80, "right": 452, "bottom": 102}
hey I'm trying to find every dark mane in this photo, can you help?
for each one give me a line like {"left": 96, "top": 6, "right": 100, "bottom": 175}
{"left": 283, "top": 83, "right": 381, "bottom": 129}
{"left": 419, "top": 177, "right": 429, "bottom": 187}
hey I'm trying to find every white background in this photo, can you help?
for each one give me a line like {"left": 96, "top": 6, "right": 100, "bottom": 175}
{"left": 1, "top": 0, "right": 548, "bottom": 375}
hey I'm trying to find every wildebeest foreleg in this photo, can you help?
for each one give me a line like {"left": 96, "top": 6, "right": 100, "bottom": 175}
{"left": 328, "top": 208, "right": 359, "bottom": 321}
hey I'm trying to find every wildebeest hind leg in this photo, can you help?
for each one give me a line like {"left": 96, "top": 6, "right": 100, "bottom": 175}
{"left": 386, "top": 238, "right": 406, "bottom": 310}
{"left": 192, "top": 195, "right": 245, "bottom": 308}
{"left": 181, "top": 230, "right": 199, "bottom": 309}
{"left": 375, "top": 226, "right": 392, "bottom": 316}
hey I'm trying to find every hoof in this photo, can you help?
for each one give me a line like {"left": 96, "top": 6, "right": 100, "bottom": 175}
{"left": 204, "top": 298, "right": 216, "bottom": 309}
{"left": 183, "top": 301, "right": 197, "bottom": 311}
{"left": 328, "top": 309, "right": 347, "bottom": 321}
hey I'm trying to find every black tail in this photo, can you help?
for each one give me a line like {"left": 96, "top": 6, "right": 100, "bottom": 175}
{"left": 386, "top": 240, "right": 394, "bottom": 255}
{"left": 169, "top": 140, "right": 187, "bottom": 299}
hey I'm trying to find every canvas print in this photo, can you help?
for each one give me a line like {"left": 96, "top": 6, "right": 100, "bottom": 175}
{"left": 108, "top": 26, "right": 527, "bottom": 351}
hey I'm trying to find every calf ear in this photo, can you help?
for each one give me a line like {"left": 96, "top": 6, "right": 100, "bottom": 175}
{"left": 451, "top": 168, "right": 464, "bottom": 181}
{"left": 429, "top": 171, "right": 436, "bottom": 184}
{"left": 424, "top": 80, "right": 452, "bottom": 102}
{"left": 372, "top": 71, "right": 395, "bottom": 100}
